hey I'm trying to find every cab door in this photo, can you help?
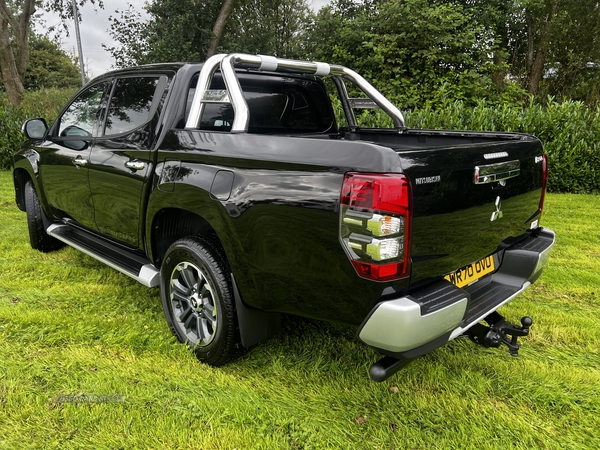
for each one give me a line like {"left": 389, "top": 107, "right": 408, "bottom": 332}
{"left": 39, "top": 81, "right": 111, "bottom": 229}
{"left": 88, "top": 75, "right": 168, "bottom": 247}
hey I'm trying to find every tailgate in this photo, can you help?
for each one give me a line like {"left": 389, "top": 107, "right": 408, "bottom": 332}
{"left": 397, "top": 135, "right": 545, "bottom": 284}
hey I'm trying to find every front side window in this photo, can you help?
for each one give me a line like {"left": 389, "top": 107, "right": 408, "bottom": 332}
{"left": 58, "top": 83, "right": 108, "bottom": 137}
{"left": 104, "top": 77, "right": 161, "bottom": 136}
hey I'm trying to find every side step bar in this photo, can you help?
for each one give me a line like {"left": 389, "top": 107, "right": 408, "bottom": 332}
{"left": 47, "top": 224, "right": 160, "bottom": 287}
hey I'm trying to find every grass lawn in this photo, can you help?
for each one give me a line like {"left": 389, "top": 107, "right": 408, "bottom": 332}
{"left": 0, "top": 170, "right": 598, "bottom": 449}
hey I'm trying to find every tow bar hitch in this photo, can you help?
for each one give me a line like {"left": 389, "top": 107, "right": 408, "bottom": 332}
{"left": 467, "top": 312, "right": 533, "bottom": 356}
{"left": 368, "top": 312, "right": 533, "bottom": 382}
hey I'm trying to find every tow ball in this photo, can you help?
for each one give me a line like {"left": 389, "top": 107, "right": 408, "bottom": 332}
{"left": 467, "top": 311, "right": 533, "bottom": 356}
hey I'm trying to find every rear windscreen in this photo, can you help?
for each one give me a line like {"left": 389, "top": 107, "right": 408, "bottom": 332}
{"left": 184, "top": 73, "right": 336, "bottom": 134}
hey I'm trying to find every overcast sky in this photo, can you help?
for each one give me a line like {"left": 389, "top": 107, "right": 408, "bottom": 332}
{"left": 38, "top": 0, "right": 333, "bottom": 80}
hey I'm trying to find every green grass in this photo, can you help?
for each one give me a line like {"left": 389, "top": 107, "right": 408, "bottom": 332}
{"left": 0, "top": 171, "right": 598, "bottom": 449}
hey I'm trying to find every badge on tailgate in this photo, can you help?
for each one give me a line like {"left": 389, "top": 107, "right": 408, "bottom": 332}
{"left": 444, "top": 255, "right": 495, "bottom": 288}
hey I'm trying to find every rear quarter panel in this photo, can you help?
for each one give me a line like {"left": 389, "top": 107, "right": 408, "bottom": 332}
{"left": 148, "top": 130, "right": 408, "bottom": 325}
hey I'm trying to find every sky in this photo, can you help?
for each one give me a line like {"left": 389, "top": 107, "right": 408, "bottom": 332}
{"left": 39, "top": 0, "right": 333, "bottom": 80}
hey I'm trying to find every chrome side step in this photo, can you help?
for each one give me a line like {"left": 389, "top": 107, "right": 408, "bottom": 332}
{"left": 47, "top": 223, "right": 160, "bottom": 287}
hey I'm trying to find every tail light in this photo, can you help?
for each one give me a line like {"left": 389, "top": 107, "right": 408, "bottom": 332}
{"left": 339, "top": 173, "right": 412, "bottom": 282}
{"left": 539, "top": 154, "right": 548, "bottom": 214}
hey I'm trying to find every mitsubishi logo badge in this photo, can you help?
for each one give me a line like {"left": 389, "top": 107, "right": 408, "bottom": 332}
{"left": 490, "top": 196, "right": 503, "bottom": 221}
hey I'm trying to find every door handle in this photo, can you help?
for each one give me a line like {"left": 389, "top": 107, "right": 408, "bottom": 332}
{"left": 124, "top": 160, "right": 147, "bottom": 171}
{"left": 72, "top": 156, "right": 88, "bottom": 167}
{"left": 474, "top": 160, "right": 520, "bottom": 185}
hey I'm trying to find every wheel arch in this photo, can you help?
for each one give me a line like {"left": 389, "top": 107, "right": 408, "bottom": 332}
{"left": 149, "top": 206, "right": 280, "bottom": 349}
{"left": 13, "top": 168, "right": 33, "bottom": 212}
{"left": 13, "top": 147, "right": 43, "bottom": 212}
{"left": 149, "top": 206, "right": 250, "bottom": 291}
{"left": 150, "top": 207, "right": 220, "bottom": 267}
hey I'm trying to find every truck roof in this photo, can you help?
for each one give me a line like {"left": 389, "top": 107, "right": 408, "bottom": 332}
{"left": 88, "top": 62, "right": 204, "bottom": 84}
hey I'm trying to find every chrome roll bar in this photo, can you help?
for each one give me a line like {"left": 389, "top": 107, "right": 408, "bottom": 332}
{"left": 186, "top": 53, "right": 226, "bottom": 131}
{"left": 185, "top": 53, "right": 406, "bottom": 132}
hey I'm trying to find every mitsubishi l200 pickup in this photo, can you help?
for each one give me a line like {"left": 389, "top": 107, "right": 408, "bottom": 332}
{"left": 13, "top": 54, "right": 554, "bottom": 381}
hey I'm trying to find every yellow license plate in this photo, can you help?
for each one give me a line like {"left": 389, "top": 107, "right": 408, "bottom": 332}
{"left": 444, "top": 255, "right": 495, "bottom": 288}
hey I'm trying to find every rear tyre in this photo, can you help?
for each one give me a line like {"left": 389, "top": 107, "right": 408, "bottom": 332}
{"left": 24, "top": 181, "right": 64, "bottom": 252}
{"left": 160, "top": 236, "right": 241, "bottom": 366}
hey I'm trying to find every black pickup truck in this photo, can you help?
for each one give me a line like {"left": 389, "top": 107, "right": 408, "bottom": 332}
{"left": 13, "top": 54, "right": 555, "bottom": 381}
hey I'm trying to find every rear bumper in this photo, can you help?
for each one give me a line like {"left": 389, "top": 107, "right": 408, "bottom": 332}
{"left": 357, "top": 228, "right": 555, "bottom": 358}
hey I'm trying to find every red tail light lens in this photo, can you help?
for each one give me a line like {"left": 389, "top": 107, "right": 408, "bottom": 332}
{"left": 340, "top": 173, "right": 412, "bottom": 282}
{"left": 341, "top": 174, "right": 410, "bottom": 214}
{"left": 539, "top": 154, "right": 548, "bottom": 214}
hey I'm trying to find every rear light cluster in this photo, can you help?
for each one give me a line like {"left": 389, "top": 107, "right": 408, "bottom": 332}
{"left": 539, "top": 154, "right": 548, "bottom": 214}
{"left": 339, "top": 173, "right": 412, "bottom": 282}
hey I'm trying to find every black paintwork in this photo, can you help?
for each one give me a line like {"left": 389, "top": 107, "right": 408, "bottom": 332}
{"left": 12, "top": 63, "right": 546, "bottom": 327}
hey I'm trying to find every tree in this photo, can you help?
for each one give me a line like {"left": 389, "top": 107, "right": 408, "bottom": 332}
{"left": 144, "top": 0, "right": 222, "bottom": 62}
{"left": 24, "top": 34, "right": 81, "bottom": 89}
{"left": 0, "top": 0, "right": 36, "bottom": 105}
{"left": 106, "top": 0, "right": 600, "bottom": 105}
{"left": 544, "top": 1, "right": 600, "bottom": 103}
{"left": 454, "top": 0, "right": 600, "bottom": 99}
{"left": 207, "top": 0, "right": 236, "bottom": 57}
{"left": 106, "top": 0, "right": 224, "bottom": 66}
{"left": 305, "top": 0, "right": 501, "bottom": 108}
{"left": 106, "top": 0, "right": 311, "bottom": 67}
{"left": 526, "top": 0, "right": 600, "bottom": 101}
{"left": 445, "top": 0, "right": 512, "bottom": 87}
{"left": 0, "top": 0, "right": 101, "bottom": 105}
{"left": 104, "top": 4, "right": 148, "bottom": 68}
{"left": 221, "top": 0, "right": 311, "bottom": 58}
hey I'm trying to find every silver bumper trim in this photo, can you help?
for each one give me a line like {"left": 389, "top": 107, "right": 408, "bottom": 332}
{"left": 359, "top": 228, "right": 555, "bottom": 354}
{"left": 359, "top": 296, "right": 468, "bottom": 354}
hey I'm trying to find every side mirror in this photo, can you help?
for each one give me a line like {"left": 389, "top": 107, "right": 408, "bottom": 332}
{"left": 22, "top": 118, "right": 49, "bottom": 140}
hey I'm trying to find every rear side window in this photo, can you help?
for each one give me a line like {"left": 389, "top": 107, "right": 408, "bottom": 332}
{"left": 200, "top": 103, "right": 234, "bottom": 131}
{"left": 104, "top": 77, "right": 162, "bottom": 136}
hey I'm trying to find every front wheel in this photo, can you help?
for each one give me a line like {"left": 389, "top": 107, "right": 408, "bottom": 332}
{"left": 160, "top": 237, "right": 241, "bottom": 366}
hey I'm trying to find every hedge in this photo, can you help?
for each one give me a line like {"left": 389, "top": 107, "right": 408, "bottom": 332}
{"left": 0, "top": 88, "right": 76, "bottom": 170}
{"left": 2, "top": 90, "right": 598, "bottom": 193}
{"left": 404, "top": 98, "right": 600, "bottom": 194}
